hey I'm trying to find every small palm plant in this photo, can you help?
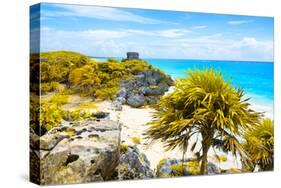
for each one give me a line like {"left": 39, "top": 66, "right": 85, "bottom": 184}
{"left": 145, "top": 68, "right": 262, "bottom": 174}
{"left": 243, "top": 118, "right": 274, "bottom": 171}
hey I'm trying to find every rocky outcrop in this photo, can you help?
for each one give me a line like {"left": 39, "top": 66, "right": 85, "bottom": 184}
{"left": 127, "top": 94, "right": 146, "bottom": 108}
{"left": 119, "top": 145, "right": 154, "bottom": 180}
{"left": 113, "top": 69, "right": 173, "bottom": 108}
{"left": 30, "top": 118, "right": 121, "bottom": 185}
{"left": 156, "top": 158, "right": 220, "bottom": 177}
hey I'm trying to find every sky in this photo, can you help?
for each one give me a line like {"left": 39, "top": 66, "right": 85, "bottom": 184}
{"left": 30, "top": 3, "right": 274, "bottom": 61}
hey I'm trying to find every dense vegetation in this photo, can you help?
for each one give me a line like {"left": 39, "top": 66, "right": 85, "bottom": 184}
{"left": 35, "top": 51, "right": 160, "bottom": 99}
{"left": 30, "top": 51, "right": 168, "bottom": 135}
{"left": 145, "top": 69, "right": 265, "bottom": 174}
{"left": 243, "top": 118, "right": 274, "bottom": 171}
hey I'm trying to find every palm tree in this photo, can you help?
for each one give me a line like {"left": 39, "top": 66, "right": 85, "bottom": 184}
{"left": 145, "top": 68, "right": 262, "bottom": 174}
{"left": 243, "top": 118, "right": 274, "bottom": 171}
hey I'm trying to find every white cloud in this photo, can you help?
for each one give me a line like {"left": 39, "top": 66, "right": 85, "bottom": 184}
{"left": 192, "top": 25, "right": 207, "bottom": 29}
{"left": 227, "top": 20, "right": 252, "bottom": 25}
{"left": 39, "top": 27, "right": 273, "bottom": 61}
{"left": 158, "top": 29, "right": 190, "bottom": 38}
{"left": 44, "top": 4, "right": 164, "bottom": 24}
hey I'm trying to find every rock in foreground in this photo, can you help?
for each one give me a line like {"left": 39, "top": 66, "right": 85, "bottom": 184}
{"left": 30, "top": 119, "right": 120, "bottom": 185}
{"left": 156, "top": 158, "right": 220, "bottom": 177}
{"left": 119, "top": 145, "right": 154, "bottom": 180}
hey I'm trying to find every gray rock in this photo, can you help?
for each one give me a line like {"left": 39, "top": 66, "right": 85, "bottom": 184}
{"left": 156, "top": 158, "right": 221, "bottom": 177}
{"left": 139, "top": 86, "right": 149, "bottom": 95}
{"left": 146, "top": 96, "right": 159, "bottom": 105}
{"left": 92, "top": 111, "right": 110, "bottom": 119}
{"left": 112, "top": 101, "right": 122, "bottom": 111}
{"left": 40, "top": 132, "right": 70, "bottom": 150}
{"left": 116, "top": 97, "right": 126, "bottom": 104}
{"left": 147, "top": 77, "right": 157, "bottom": 86}
{"left": 31, "top": 119, "right": 120, "bottom": 185}
{"left": 207, "top": 162, "right": 221, "bottom": 175}
{"left": 119, "top": 146, "right": 153, "bottom": 180}
{"left": 127, "top": 94, "right": 145, "bottom": 108}
{"left": 117, "top": 88, "right": 127, "bottom": 98}
{"left": 145, "top": 84, "right": 169, "bottom": 96}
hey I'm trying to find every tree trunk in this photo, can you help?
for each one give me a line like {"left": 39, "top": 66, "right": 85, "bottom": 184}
{"left": 200, "top": 146, "right": 209, "bottom": 174}
{"left": 200, "top": 130, "right": 213, "bottom": 175}
{"left": 182, "top": 151, "right": 185, "bottom": 175}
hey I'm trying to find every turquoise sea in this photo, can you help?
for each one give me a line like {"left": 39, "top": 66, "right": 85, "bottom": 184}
{"left": 92, "top": 57, "right": 274, "bottom": 118}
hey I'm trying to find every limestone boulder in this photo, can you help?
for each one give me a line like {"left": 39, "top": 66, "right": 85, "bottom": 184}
{"left": 30, "top": 119, "right": 121, "bottom": 185}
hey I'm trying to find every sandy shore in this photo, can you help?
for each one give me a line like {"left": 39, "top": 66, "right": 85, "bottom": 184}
{"left": 94, "top": 100, "right": 241, "bottom": 171}
{"left": 60, "top": 93, "right": 273, "bottom": 171}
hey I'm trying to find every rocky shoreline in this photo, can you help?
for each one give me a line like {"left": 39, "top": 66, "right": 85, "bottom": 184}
{"left": 30, "top": 97, "right": 243, "bottom": 184}
{"left": 112, "top": 68, "right": 173, "bottom": 110}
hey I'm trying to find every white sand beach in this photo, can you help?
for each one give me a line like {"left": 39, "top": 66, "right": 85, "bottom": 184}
{"left": 94, "top": 100, "right": 242, "bottom": 171}
{"left": 61, "top": 92, "right": 273, "bottom": 172}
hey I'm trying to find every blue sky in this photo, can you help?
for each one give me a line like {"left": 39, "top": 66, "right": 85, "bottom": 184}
{"left": 30, "top": 3, "right": 274, "bottom": 61}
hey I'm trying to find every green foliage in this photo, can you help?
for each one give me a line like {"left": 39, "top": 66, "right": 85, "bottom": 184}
{"left": 37, "top": 51, "right": 170, "bottom": 101}
{"left": 157, "top": 159, "right": 167, "bottom": 169}
{"left": 145, "top": 68, "right": 262, "bottom": 174}
{"left": 69, "top": 64, "right": 100, "bottom": 95}
{"left": 243, "top": 118, "right": 274, "bottom": 171}
{"left": 74, "top": 102, "right": 97, "bottom": 111}
{"left": 107, "top": 58, "right": 120, "bottom": 63}
{"left": 64, "top": 109, "right": 92, "bottom": 122}
{"left": 30, "top": 93, "right": 40, "bottom": 131}
{"left": 170, "top": 161, "right": 200, "bottom": 176}
{"left": 49, "top": 93, "right": 70, "bottom": 105}
{"left": 122, "top": 59, "right": 153, "bottom": 74}
{"left": 120, "top": 143, "right": 128, "bottom": 153}
{"left": 132, "top": 136, "right": 141, "bottom": 144}
{"left": 148, "top": 85, "right": 158, "bottom": 89}
{"left": 31, "top": 92, "right": 94, "bottom": 136}
{"left": 31, "top": 51, "right": 173, "bottom": 136}
{"left": 40, "top": 51, "right": 91, "bottom": 83}
{"left": 41, "top": 82, "right": 60, "bottom": 93}
{"left": 156, "top": 159, "right": 200, "bottom": 177}
{"left": 215, "top": 155, "right": 227, "bottom": 162}
{"left": 95, "top": 87, "right": 119, "bottom": 100}
{"left": 64, "top": 129, "right": 76, "bottom": 136}
{"left": 39, "top": 99, "right": 65, "bottom": 132}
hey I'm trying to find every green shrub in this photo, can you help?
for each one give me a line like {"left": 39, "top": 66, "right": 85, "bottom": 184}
{"left": 74, "top": 102, "right": 97, "bottom": 111}
{"left": 145, "top": 68, "right": 261, "bottom": 174}
{"left": 39, "top": 99, "right": 64, "bottom": 132}
{"left": 64, "top": 109, "right": 92, "bottom": 122}
{"left": 170, "top": 161, "right": 200, "bottom": 176}
{"left": 243, "top": 118, "right": 274, "bottom": 171}
{"left": 131, "top": 136, "right": 141, "bottom": 144}
{"left": 30, "top": 93, "right": 40, "bottom": 131}
{"left": 122, "top": 59, "right": 153, "bottom": 74}
{"left": 120, "top": 143, "right": 128, "bottom": 153}
{"left": 49, "top": 93, "right": 70, "bottom": 105}
{"left": 37, "top": 51, "right": 171, "bottom": 102}
{"left": 94, "top": 87, "right": 119, "bottom": 100}
{"left": 69, "top": 64, "right": 100, "bottom": 95}
{"left": 40, "top": 51, "right": 92, "bottom": 83}
{"left": 41, "top": 82, "right": 60, "bottom": 93}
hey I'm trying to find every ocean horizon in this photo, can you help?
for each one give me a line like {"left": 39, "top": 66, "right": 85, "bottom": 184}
{"left": 92, "top": 57, "right": 274, "bottom": 118}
